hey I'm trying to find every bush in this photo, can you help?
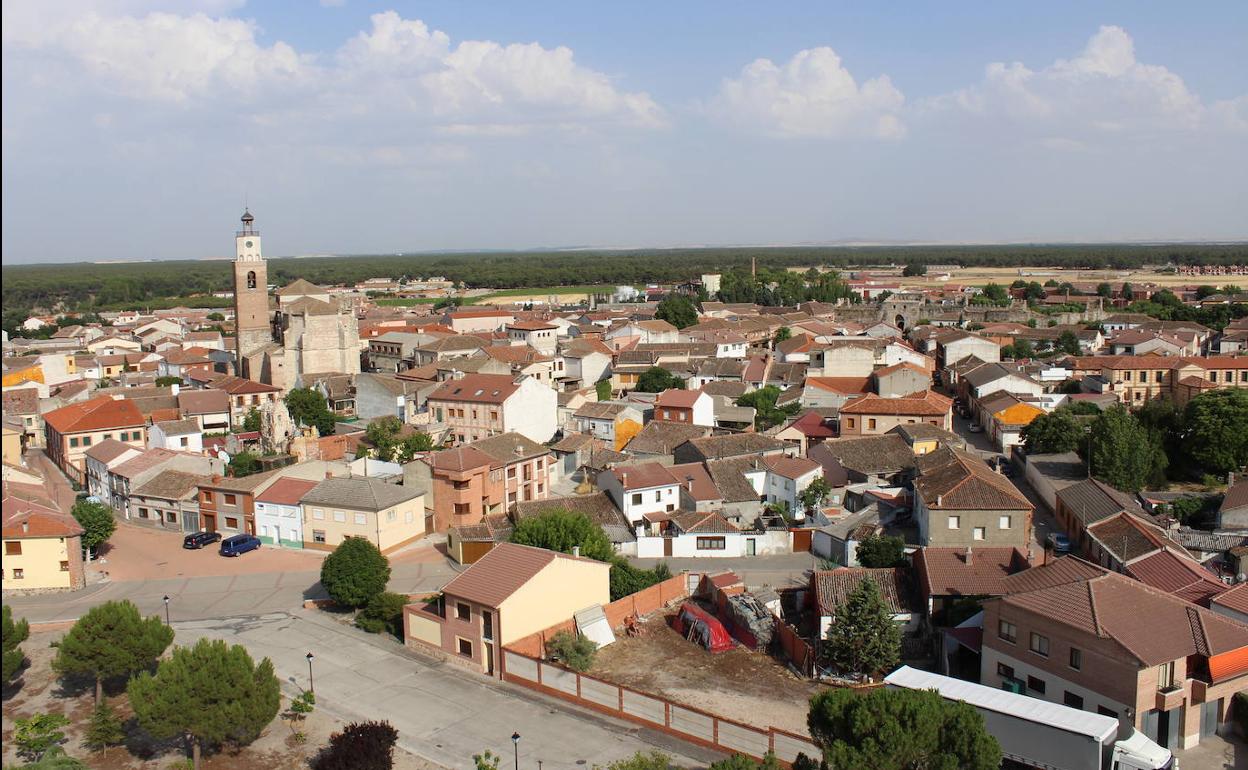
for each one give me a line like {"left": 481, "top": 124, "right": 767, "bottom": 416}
{"left": 855, "top": 535, "right": 906, "bottom": 568}
{"left": 14, "top": 713, "right": 71, "bottom": 761}
{"left": 312, "top": 720, "right": 399, "bottom": 770}
{"left": 356, "top": 592, "right": 408, "bottom": 638}
{"left": 545, "top": 630, "right": 597, "bottom": 672}
{"left": 321, "top": 538, "right": 392, "bottom": 609}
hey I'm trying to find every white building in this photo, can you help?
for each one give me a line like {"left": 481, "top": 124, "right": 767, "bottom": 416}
{"left": 761, "top": 455, "right": 823, "bottom": 518}
{"left": 598, "top": 462, "right": 681, "bottom": 526}
{"left": 253, "top": 477, "right": 319, "bottom": 548}
{"left": 147, "top": 419, "right": 203, "bottom": 453}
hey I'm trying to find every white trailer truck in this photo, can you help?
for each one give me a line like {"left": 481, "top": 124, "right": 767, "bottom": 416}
{"left": 885, "top": 667, "right": 1175, "bottom": 770}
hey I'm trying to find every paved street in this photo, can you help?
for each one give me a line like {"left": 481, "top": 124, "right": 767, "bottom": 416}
{"left": 172, "top": 610, "right": 718, "bottom": 770}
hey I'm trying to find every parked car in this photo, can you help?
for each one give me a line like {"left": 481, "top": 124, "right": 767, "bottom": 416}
{"left": 183, "top": 531, "right": 222, "bottom": 550}
{"left": 219, "top": 534, "right": 262, "bottom": 557}
{"left": 1047, "top": 532, "right": 1072, "bottom": 554}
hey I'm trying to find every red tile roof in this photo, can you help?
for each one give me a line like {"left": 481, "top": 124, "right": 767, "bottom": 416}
{"left": 655, "top": 389, "right": 705, "bottom": 408}
{"left": 43, "top": 396, "right": 145, "bottom": 433}
{"left": 2, "top": 496, "right": 84, "bottom": 539}
{"left": 427, "top": 374, "right": 520, "bottom": 404}
{"left": 840, "top": 390, "right": 951, "bottom": 416}
{"left": 915, "top": 547, "right": 1029, "bottom": 599}
{"left": 427, "top": 446, "right": 497, "bottom": 473}
{"left": 805, "top": 376, "right": 872, "bottom": 395}
{"left": 255, "top": 477, "right": 320, "bottom": 506}
{"left": 813, "top": 568, "right": 913, "bottom": 615}
{"left": 612, "top": 462, "right": 680, "bottom": 491}
{"left": 440, "top": 542, "right": 604, "bottom": 607}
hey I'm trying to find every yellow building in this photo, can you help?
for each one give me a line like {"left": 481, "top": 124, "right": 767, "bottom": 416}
{"left": 2, "top": 497, "right": 86, "bottom": 591}
{"left": 299, "top": 476, "right": 426, "bottom": 554}
{"left": 2, "top": 425, "right": 24, "bottom": 466}
{"left": 404, "top": 542, "right": 611, "bottom": 675}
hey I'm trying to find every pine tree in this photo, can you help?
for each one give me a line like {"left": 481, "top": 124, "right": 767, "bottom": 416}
{"left": 85, "top": 701, "right": 125, "bottom": 750}
{"left": 3, "top": 604, "right": 31, "bottom": 684}
{"left": 128, "top": 638, "right": 280, "bottom": 770}
{"left": 821, "top": 577, "right": 900, "bottom": 678}
{"left": 53, "top": 600, "right": 173, "bottom": 706}
{"left": 320, "top": 537, "right": 392, "bottom": 608}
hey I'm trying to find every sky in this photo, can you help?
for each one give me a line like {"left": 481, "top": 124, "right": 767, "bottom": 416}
{"left": 2, "top": 1, "right": 1246, "bottom": 263}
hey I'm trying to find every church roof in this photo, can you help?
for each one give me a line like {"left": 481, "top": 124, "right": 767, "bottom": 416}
{"left": 277, "top": 278, "right": 328, "bottom": 297}
{"left": 283, "top": 297, "right": 338, "bottom": 316}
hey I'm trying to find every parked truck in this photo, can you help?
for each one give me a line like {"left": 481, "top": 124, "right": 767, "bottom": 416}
{"left": 885, "top": 667, "right": 1175, "bottom": 770}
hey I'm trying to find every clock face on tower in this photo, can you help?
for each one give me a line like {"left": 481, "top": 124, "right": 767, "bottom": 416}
{"left": 245, "top": 240, "right": 254, "bottom": 248}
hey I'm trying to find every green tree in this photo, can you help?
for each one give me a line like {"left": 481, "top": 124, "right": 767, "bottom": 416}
{"left": 709, "top": 754, "right": 783, "bottom": 770}
{"left": 736, "top": 385, "right": 801, "bottom": 431}
{"left": 355, "top": 591, "right": 409, "bottom": 638}
{"left": 155, "top": 375, "right": 183, "bottom": 387}
{"left": 821, "top": 578, "right": 900, "bottom": 678}
{"left": 635, "top": 366, "right": 684, "bottom": 393}
{"left": 654, "top": 294, "right": 698, "bottom": 329}
{"left": 979, "top": 283, "right": 1009, "bottom": 304}
{"left": 797, "top": 476, "right": 832, "bottom": 515}
{"left": 808, "top": 687, "right": 1000, "bottom": 770}
{"left": 609, "top": 560, "right": 672, "bottom": 602}
{"left": 285, "top": 388, "right": 337, "bottom": 436}
{"left": 473, "top": 750, "right": 502, "bottom": 770}
{"left": 13, "top": 713, "right": 71, "bottom": 762}
{"left": 1056, "top": 330, "right": 1081, "bottom": 356}
{"left": 311, "top": 720, "right": 399, "bottom": 770}
{"left": 242, "top": 407, "right": 263, "bottom": 433}
{"left": 53, "top": 599, "right": 173, "bottom": 706}
{"left": 545, "top": 630, "right": 597, "bottom": 672}
{"left": 601, "top": 751, "right": 677, "bottom": 770}
{"left": 70, "top": 499, "right": 116, "bottom": 558}
{"left": 14, "top": 746, "right": 89, "bottom": 769}
{"left": 1089, "top": 404, "right": 1166, "bottom": 492}
{"left": 901, "top": 263, "right": 927, "bottom": 277}
{"left": 1096, "top": 282, "right": 1114, "bottom": 298}
{"left": 595, "top": 379, "right": 612, "bottom": 401}
{"left": 207, "top": 312, "right": 226, "bottom": 321}
{"left": 1021, "top": 409, "right": 1083, "bottom": 454}
{"left": 773, "top": 326, "right": 792, "bottom": 346}
{"left": 1001, "top": 339, "right": 1034, "bottom": 359}
{"left": 3, "top": 605, "right": 30, "bottom": 684}
{"left": 855, "top": 535, "right": 906, "bottom": 568}
{"left": 227, "top": 451, "right": 260, "bottom": 477}
{"left": 284, "top": 690, "right": 315, "bottom": 743}
{"left": 509, "top": 509, "right": 615, "bottom": 562}
{"left": 85, "top": 701, "right": 125, "bottom": 750}
{"left": 320, "top": 537, "right": 391, "bottom": 609}
{"left": 1183, "top": 389, "right": 1248, "bottom": 477}
{"left": 128, "top": 638, "right": 280, "bottom": 770}
{"left": 1121, "top": 282, "right": 1134, "bottom": 301}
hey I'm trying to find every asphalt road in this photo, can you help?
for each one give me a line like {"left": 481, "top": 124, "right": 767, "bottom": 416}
{"left": 172, "top": 610, "right": 719, "bottom": 770}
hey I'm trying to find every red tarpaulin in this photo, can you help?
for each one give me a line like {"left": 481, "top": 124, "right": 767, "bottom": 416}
{"left": 671, "top": 602, "right": 734, "bottom": 654}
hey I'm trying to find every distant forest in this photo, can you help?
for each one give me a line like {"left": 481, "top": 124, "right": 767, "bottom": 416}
{"left": 4, "top": 243, "right": 1247, "bottom": 322}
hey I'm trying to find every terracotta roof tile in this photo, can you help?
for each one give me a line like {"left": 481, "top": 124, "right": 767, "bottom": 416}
{"left": 440, "top": 542, "right": 605, "bottom": 607}
{"left": 43, "top": 396, "right": 145, "bottom": 433}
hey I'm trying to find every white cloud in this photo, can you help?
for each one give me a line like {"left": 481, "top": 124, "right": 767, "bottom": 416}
{"left": 928, "top": 25, "right": 1235, "bottom": 136}
{"left": 712, "top": 47, "right": 905, "bottom": 139}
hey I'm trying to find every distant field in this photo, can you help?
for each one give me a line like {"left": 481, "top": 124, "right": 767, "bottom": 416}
{"left": 374, "top": 297, "right": 439, "bottom": 306}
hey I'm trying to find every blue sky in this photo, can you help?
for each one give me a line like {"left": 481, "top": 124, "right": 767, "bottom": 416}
{"left": 3, "top": 1, "right": 1246, "bottom": 263}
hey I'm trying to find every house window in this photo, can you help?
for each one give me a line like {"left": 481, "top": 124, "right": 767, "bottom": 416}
{"left": 70, "top": 437, "right": 80, "bottom": 447}
{"left": 312, "top": 508, "right": 324, "bottom": 520}
{"left": 166, "top": 512, "right": 177, "bottom": 524}
{"left": 998, "top": 620, "right": 1017, "bottom": 644}
{"left": 12, "top": 568, "right": 24, "bottom": 580}
{"left": 333, "top": 510, "right": 346, "bottom": 523}
{"left": 631, "top": 493, "right": 642, "bottom": 505}
{"left": 202, "top": 491, "right": 213, "bottom": 503}
{"left": 224, "top": 494, "right": 236, "bottom": 505}
{"left": 507, "top": 467, "right": 516, "bottom": 479}
{"left": 453, "top": 479, "right": 470, "bottom": 490}
{"left": 1069, "top": 648, "right": 1082, "bottom": 670}
{"left": 696, "top": 537, "right": 726, "bottom": 550}
{"left": 457, "top": 638, "right": 473, "bottom": 658}
{"left": 225, "top": 517, "right": 239, "bottom": 529}
{"left": 456, "top": 602, "right": 471, "bottom": 621}
{"left": 60, "top": 560, "right": 70, "bottom": 572}
{"left": 846, "top": 418, "right": 856, "bottom": 429}
{"left": 103, "top": 434, "right": 112, "bottom": 441}
{"left": 1158, "top": 661, "right": 1177, "bottom": 690}
{"left": 5, "top": 542, "right": 21, "bottom": 556}
{"left": 453, "top": 503, "right": 471, "bottom": 516}
{"left": 1097, "top": 706, "right": 1117, "bottom": 717}
{"left": 313, "top": 530, "right": 326, "bottom": 543}
{"left": 868, "top": 418, "right": 877, "bottom": 430}
{"left": 387, "top": 510, "right": 396, "bottom": 522}
{"left": 947, "top": 516, "right": 960, "bottom": 530}
{"left": 353, "top": 512, "right": 367, "bottom": 526}
{"left": 973, "top": 527, "right": 986, "bottom": 541}
{"left": 138, "top": 507, "right": 149, "bottom": 518}
{"left": 998, "top": 516, "right": 1012, "bottom": 529}
{"left": 654, "top": 491, "right": 661, "bottom": 502}
{"left": 997, "top": 662, "right": 1014, "bottom": 679}
{"left": 1030, "top": 632, "right": 1050, "bottom": 657}
{"left": 1027, "top": 676, "right": 1046, "bottom": 695}
{"left": 82, "top": 436, "right": 92, "bottom": 446}
{"left": 1064, "top": 691, "right": 1084, "bottom": 709}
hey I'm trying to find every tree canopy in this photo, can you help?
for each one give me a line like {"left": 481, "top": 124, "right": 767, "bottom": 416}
{"left": 311, "top": 720, "right": 399, "bottom": 770}
{"left": 1021, "top": 409, "right": 1083, "bottom": 455}
{"left": 509, "top": 508, "right": 615, "bottom": 562}
{"left": 320, "top": 537, "right": 392, "bottom": 609}
{"left": 635, "top": 367, "right": 685, "bottom": 393}
{"left": 807, "top": 686, "right": 1001, "bottom": 770}
{"left": 70, "top": 500, "right": 116, "bottom": 555}
{"left": 128, "top": 638, "right": 280, "bottom": 770}
{"left": 1182, "top": 389, "right": 1248, "bottom": 477}
{"left": 1089, "top": 404, "right": 1167, "bottom": 491}
{"left": 53, "top": 599, "right": 174, "bottom": 705}
{"left": 736, "top": 385, "right": 800, "bottom": 431}
{"left": 363, "top": 416, "right": 435, "bottom": 463}
{"left": 3, "top": 605, "right": 30, "bottom": 684}
{"left": 654, "top": 294, "right": 698, "bottom": 329}
{"left": 855, "top": 535, "right": 906, "bottom": 568}
{"left": 285, "top": 388, "right": 337, "bottom": 436}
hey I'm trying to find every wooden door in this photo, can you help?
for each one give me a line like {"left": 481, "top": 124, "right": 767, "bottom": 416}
{"left": 663, "top": 538, "right": 673, "bottom": 557}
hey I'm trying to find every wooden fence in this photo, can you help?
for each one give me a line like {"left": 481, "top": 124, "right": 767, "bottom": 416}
{"left": 501, "top": 649, "right": 821, "bottom": 765}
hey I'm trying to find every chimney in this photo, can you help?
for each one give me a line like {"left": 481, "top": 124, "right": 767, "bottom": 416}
{"left": 572, "top": 545, "right": 581, "bottom": 558}
{"left": 22, "top": 521, "right": 29, "bottom": 533}
{"left": 935, "top": 494, "right": 943, "bottom": 507}
{"left": 620, "top": 470, "right": 628, "bottom": 487}
{"left": 170, "top": 383, "right": 180, "bottom": 397}
{"left": 964, "top": 546, "right": 972, "bottom": 565}
{"left": 514, "top": 443, "right": 524, "bottom": 457}
{"left": 685, "top": 475, "right": 694, "bottom": 491}
{"left": 1229, "top": 472, "right": 1237, "bottom": 488}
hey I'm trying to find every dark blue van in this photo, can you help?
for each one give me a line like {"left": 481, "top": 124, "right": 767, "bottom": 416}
{"left": 219, "top": 534, "right": 262, "bottom": 557}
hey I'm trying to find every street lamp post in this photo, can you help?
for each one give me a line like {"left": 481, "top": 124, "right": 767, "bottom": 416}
{"left": 511, "top": 732, "right": 520, "bottom": 770}
{"left": 162, "top": 595, "right": 170, "bottom": 626}
{"left": 306, "top": 652, "right": 315, "bottom": 694}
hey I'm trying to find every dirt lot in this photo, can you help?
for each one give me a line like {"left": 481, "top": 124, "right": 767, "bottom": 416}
{"left": 1, "top": 629, "right": 445, "bottom": 770}
{"left": 590, "top": 611, "right": 825, "bottom": 736}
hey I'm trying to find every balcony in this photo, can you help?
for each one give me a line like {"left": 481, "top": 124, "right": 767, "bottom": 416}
{"left": 1155, "top": 684, "right": 1185, "bottom": 712}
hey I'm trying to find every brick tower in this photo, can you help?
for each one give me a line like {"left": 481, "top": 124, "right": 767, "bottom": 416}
{"left": 233, "top": 209, "right": 272, "bottom": 373}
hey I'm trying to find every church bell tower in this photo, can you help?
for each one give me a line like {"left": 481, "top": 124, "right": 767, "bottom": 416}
{"left": 233, "top": 209, "right": 272, "bottom": 373}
